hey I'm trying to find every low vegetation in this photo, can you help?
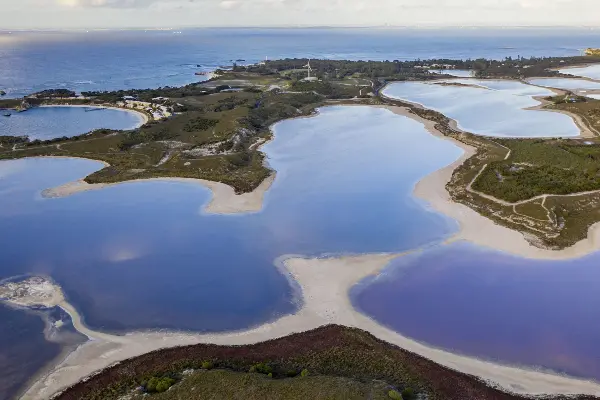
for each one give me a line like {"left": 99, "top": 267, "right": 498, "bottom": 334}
{"left": 3, "top": 57, "right": 600, "bottom": 247}
{"left": 54, "top": 325, "right": 594, "bottom": 400}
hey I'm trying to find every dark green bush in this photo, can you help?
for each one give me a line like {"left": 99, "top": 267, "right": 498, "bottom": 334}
{"left": 249, "top": 363, "right": 273, "bottom": 375}
{"left": 401, "top": 387, "right": 415, "bottom": 400}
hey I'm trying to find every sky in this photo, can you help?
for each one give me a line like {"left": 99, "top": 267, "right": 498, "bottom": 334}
{"left": 2, "top": 0, "right": 599, "bottom": 29}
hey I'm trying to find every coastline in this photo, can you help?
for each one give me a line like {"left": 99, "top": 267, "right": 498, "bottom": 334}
{"left": 17, "top": 101, "right": 600, "bottom": 398}
{"left": 382, "top": 80, "right": 587, "bottom": 139}
{"left": 42, "top": 173, "right": 275, "bottom": 215}
{"left": 374, "top": 102, "right": 600, "bottom": 260}
{"left": 19, "top": 253, "right": 600, "bottom": 400}
{"left": 37, "top": 104, "right": 149, "bottom": 127}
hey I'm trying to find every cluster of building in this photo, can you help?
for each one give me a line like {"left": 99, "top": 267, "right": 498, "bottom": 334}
{"left": 414, "top": 64, "right": 459, "bottom": 70}
{"left": 117, "top": 96, "right": 174, "bottom": 121}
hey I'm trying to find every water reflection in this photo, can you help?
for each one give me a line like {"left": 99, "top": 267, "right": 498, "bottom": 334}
{"left": 0, "top": 106, "right": 462, "bottom": 333}
{"left": 0, "top": 106, "right": 144, "bottom": 140}
{"left": 353, "top": 241, "right": 600, "bottom": 381}
{"left": 383, "top": 80, "right": 579, "bottom": 138}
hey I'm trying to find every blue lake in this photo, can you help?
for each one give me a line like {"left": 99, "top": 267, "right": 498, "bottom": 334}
{"left": 383, "top": 80, "right": 579, "bottom": 138}
{"left": 0, "top": 105, "right": 460, "bottom": 332}
{"left": 559, "top": 64, "right": 600, "bottom": 81}
{"left": 529, "top": 78, "right": 600, "bottom": 91}
{"left": 5, "top": 28, "right": 600, "bottom": 397}
{"left": 353, "top": 242, "right": 600, "bottom": 381}
{"left": 0, "top": 106, "right": 144, "bottom": 140}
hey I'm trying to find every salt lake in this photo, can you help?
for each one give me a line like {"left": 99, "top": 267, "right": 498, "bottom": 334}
{"left": 0, "top": 106, "right": 144, "bottom": 140}
{"left": 382, "top": 79, "right": 580, "bottom": 138}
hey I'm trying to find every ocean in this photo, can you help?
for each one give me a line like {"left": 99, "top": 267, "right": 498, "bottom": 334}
{"left": 1, "top": 28, "right": 600, "bottom": 98}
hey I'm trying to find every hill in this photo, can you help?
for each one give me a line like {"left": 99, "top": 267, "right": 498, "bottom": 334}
{"left": 55, "top": 325, "right": 597, "bottom": 400}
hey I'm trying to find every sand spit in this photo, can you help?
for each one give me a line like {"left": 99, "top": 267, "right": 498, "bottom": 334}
{"left": 17, "top": 254, "right": 600, "bottom": 400}
{"left": 42, "top": 173, "right": 275, "bottom": 215}
{"left": 367, "top": 94, "right": 600, "bottom": 260}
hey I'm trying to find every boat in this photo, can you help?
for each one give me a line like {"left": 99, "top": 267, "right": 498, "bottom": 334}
{"left": 3, "top": 112, "right": 11, "bottom": 117}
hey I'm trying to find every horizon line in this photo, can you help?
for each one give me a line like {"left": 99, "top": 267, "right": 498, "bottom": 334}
{"left": 2, "top": 25, "right": 600, "bottom": 32}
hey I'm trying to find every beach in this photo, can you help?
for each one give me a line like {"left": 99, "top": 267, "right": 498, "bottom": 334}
{"left": 18, "top": 252, "right": 600, "bottom": 399}
{"left": 38, "top": 104, "right": 149, "bottom": 127}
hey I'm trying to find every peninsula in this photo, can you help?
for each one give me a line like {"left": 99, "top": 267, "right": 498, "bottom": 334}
{"left": 6, "top": 55, "right": 600, "bottom": 400}
{"left": 3, "top": 56, "right": 600, "bottom": 248}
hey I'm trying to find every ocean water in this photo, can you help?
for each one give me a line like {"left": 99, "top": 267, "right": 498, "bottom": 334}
{"left": 529, "top": 78, "right": 600, "bottom": 91}
{"left": 382, "top": 79, "right": 579, "bottom": 137}
{"left": 352, "top": 242, "right": 600, "bottom": 381}
{"left": 1, "top": 28, "right": 600, "bottom": 98}
{"left": 0, "top": 106, "right": 144, "bottom": 140}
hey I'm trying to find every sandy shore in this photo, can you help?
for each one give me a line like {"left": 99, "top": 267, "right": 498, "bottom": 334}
{"left": 17, "top": 102, "right": 600, "bottom": 398}
{"left": 367, "top": 102, "right": 600, "bottom": 260}
{"left": 42, "top": 173, "right": 275, "bottom": 215}
{"left": 18, "top": 253, "right": 600, "bottom": 400}
{"left": 38, "top": 104, "right": 149, "bottom": 127}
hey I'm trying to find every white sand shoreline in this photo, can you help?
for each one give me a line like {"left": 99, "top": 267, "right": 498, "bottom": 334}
{"left": 17, "top": 253, "right": 600, "bottom": 399}
{"left": 372, "top": 101, "right": 600, "bottom": 260}
{"left": 42, "top": 173, "right": 276, "bottom": 215}
{"left": 16, "top": 101, "right": 600, "bottom": 399}
{"left": 37, "top": 104, "right": 149, "bottom": 127}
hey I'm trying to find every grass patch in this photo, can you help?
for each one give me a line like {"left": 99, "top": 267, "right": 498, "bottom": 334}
{"left": 472, "top": 139, "right": 600, "bottom": 203}
{"left": 131, "top": 369, "right": 393, "bottom": 400}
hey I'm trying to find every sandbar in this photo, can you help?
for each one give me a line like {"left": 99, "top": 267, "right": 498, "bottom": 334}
{"left": 16, "top": 102, "right": 600, "bottom": 399}
{"left": 42, "top": 173, "right": 275, "bottom": 215}
{"left": 15, "top": 253, "right": 600, "bottom": 400}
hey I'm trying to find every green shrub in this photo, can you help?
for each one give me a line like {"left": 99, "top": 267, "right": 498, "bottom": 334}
{"left": 201, "top": 361, "right": 213, "bottom": 370}
{"left": 250, "top": 363, "right": 273, "bottom": 375}
{"left": 388, "top": 390, "right": 403, "bottom": 400}
{"left": 300, "top": 369, "right": 310, "bottom": 377}
{"left": 267, "top": 373, "right": 273, "bottom": 378}
{"left": 286, "top": 370, "right": 298, "bottom": 377}
{"left": 145, "top": 377, "right": 175, "bottom": 393}
{"left": 401, "top": 388, "right": 415, "bottom": 400}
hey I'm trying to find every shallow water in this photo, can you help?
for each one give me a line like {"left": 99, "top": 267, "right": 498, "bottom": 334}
{"left": 353, "top": 241, "right": 600, "bottom": 381}
{"left": 0, "top": 106, "right": 461, "bottom": 334}
{"left": 559, "top": 64, "right": 600, "bottom": 80}
{"left": 438, "top": 69, "right": 474, "bottom": 78}
{"left": 382, "top": 80, "right": 579, "bottom": 138}
{"left": 528, "top": 78, "right": 600, "bottom": 91}
{"left": 0, "top": 106, "right": 144, "bottom": 140}
{"left": 0, "top": 304, "right": 85, "bottom": 400}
